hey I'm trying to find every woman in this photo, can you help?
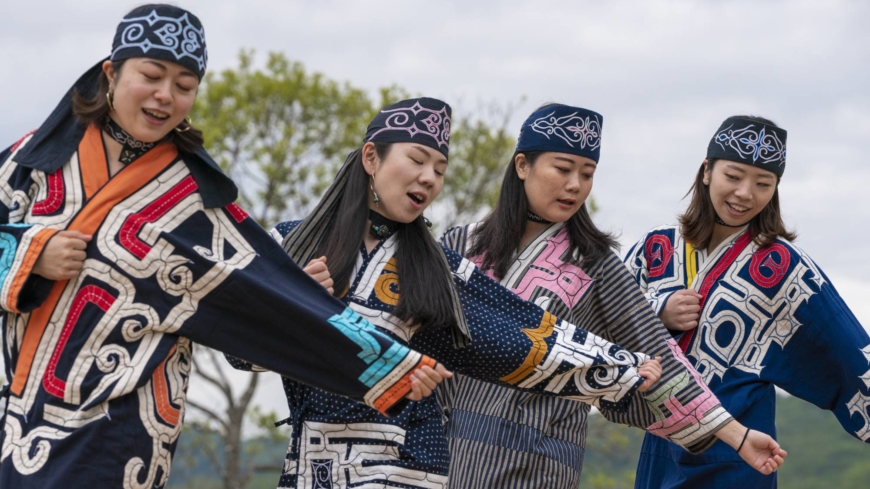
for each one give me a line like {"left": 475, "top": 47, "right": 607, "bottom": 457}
{"left": 0, "top": 6, "right": 448, "bottom": 488}
{"left": 625, "top": 115, "right": 870, "bottom": 488}
{"left": 439, "top": 104, "right": 786, "bottom": 488}
{"left": 230, "top": 97, "right": 671, "bottom": 489}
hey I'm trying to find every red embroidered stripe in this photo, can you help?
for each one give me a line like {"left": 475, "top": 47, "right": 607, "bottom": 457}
{"left": 42, "top": 285, "right": 115, "bottom": 398}
{"left": 31, "top": 169, "right": 65, "bottom": 215}
{"left": 678, "top": 232, "right": 752, "bottom": 353}
{"left": 225, "top": 203, "right": 249, "bottom": 223}
{"left": 119, "top": 175, "right": 198, "bottom": 259}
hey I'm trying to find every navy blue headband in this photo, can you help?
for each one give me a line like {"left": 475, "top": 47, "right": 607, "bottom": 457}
{"left": 364, "top": 97, "right": 451, "bottom": 157}
{"left": 516, "top": 104, "right": 603, "bottom": 162}
{"left": 707, "top": 117, "right": 787, "bottom": 177}
{"left": 111, "top": 5, "right": 208, "bottom": 80}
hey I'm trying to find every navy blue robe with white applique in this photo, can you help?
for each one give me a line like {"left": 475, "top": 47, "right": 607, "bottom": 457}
{"left": 228, "top": 220, "right": 652, "bottom": 489}
{"left": 625, "top": 224, "right": 870, "bottom": 489}
{"left": 0, "top": 127, "right": 438, "bottom": 489}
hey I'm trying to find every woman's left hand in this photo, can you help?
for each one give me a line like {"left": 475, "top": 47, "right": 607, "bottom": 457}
{"left": 405, "top": 363, "right": 453, "bottom": 401}
{"left": 303, "top": 256, "right": 334, "bottom": 294}
{"left": 637, "top": 356, "right": 663, "bottom": 393}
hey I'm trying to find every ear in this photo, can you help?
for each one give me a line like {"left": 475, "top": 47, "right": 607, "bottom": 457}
{"left": 514, "top": 153, "right": 529, "bottom": 181}
{"left": 102, "top": 60, "right": 116, "bottom": 89}
{"left": 702, "top": 159, "right": 711, "bottom": 185}
{"left": 361, "top": 142, "right": 379, "bottom": 176}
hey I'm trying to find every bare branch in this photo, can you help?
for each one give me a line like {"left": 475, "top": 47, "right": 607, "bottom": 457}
{"left": 186, "top": 399, "right": 231, "bottom": 433}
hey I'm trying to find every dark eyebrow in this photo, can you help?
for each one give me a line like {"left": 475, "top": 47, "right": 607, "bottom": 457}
{"left": 143, "top": 59, "right": 198, "bottom": 79}
{"left": 553, "top": 156, "right": 576, "bottom": 164}
{"left": 724, "top": 163, "right": 747, "bottom": 173}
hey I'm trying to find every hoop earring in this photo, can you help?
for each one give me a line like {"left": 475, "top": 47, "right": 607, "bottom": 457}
{"left": 106, "top": 90, "right": 115, "bottom": 111}
{"left": 370, "top": 174, "right": 380, "bottom": 206}
{"left": 174, "top": 116, "right": 193, "bottom": 133}
{"left": 423, "top": 216, "right": 432, "bottom": 229}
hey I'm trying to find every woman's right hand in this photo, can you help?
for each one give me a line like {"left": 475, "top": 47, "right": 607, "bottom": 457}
{"left": 33, "top": 230, "right": 92, "bottom": 280}
{"left": 659, "top": 289, "right": 703, "bottom": 331}
{"left": 303, "top": 256, "right": 334, "bottom": 294}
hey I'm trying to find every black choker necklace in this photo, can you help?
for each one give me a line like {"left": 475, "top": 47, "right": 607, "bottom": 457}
{"left": 526, "top": 211, "right": 552, "bottom": 224}
{"left": 103, "top": 117, "right": 155, "bottom": 165}
{"left": 369, "top": 209, "right": 400, "bottom": 239}
{"left": 715, "top": 215, "right": 744, "bottom": 228}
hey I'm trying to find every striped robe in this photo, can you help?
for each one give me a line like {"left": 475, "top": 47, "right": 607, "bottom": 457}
{"left": 0, "top": 127, "right": 437, "bottom": 488}
{"left": 228, "top": 220, "right": 654, "bottom": 489}
{"left": 438, "top": 222, "right": 732, "bottom": 489}
{"left": 625, "top": 224, "right": 870, "bottom": 489}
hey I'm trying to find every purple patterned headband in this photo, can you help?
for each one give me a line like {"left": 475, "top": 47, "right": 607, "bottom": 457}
{"left": 363, "top": 97, "right": 451, "bottom": 157}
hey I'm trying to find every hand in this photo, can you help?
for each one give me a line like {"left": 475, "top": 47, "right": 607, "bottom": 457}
{"left": 716, "top": 420, "right": 787, "bottom": 475}
{"left": 405, "top": 363, "right": 453, "bottom": 401}
{"left": 303, "top": 256, "right": 334, "bottom": 294}
{"left": 637, "top": 356, "right": 662, "bottom": 393}
{"left": 33, "top": 230, "right": 91, "bottom": 280}
{"left": 659, "top": 289, "right": 703, "bottom": 331}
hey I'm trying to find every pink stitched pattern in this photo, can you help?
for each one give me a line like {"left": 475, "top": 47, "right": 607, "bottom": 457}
{"left": 119, "top": 175, "right": 198, "bottom": 259}
{"left": 31, "top": 169, "right": 66, "bottom": 216}
{"left": 511, "top": 228, "right": 592, "bottom": 309}
{"left": 43, "top": 285, "right": 116, "bottom": 398}
{"left": 749, "top": 243, "right": 790, "bottom": 288}
{"left": 644, "top": 234, "right": 674, "bottom": 279}
{"left": 646, "top": 339, "right": 722, "bottom": 438}
{"left": 366, "top": 102, "right": 450, "bottom": 149}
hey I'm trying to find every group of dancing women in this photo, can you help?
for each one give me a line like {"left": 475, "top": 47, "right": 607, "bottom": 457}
{"left": 1, "top": 5, "right": 868, "bottom": 489}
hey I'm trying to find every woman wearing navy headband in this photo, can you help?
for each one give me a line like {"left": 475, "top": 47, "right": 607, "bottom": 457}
{"left": 0, "top": 5, "right": 451, "bottom": 488}
{"left": 625, "top": 115, "right": 870, "bottom": 488}
{"left": 438, "top": 104, "right": 786, "bottom": 488}
{"left": 228, "top": 97, "right": 670, "bottom": 488}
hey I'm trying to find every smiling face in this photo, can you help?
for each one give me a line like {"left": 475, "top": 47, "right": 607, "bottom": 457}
{"left": 103, "top": 57, "right": 199, "bottom": 143}
{"left": 362, "top": 142, "right": 447, "bottom": 223}
{"left": 516, "top": 151, "right": 596, "bottom": 223}
{"left": 704, "top": 159, "right": 778, "bottom": 226}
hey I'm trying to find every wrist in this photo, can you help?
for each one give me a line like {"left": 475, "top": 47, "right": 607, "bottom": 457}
{"left": 714, "top": 419, "right": 744, "bottom": 450}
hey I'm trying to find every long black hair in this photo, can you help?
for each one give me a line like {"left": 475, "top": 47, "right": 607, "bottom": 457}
{"left": 469, "top": 150, "right": 619, "bottom": 279}
{"left": 316, "top": 143, "right": 457, "bottom": 332}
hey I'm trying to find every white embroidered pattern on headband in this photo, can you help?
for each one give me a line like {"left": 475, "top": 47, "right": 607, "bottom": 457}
{"left": 529, "top": 111, "right": 602, "bottom": 150}
{"left": 713, "top": 124, "right": 786, "bottom": 166}
{"left": 366, "top": 102, "right": 451, "bottom": 149}
{"left": 113, "top": 10, "right": 208, "bottom": 71}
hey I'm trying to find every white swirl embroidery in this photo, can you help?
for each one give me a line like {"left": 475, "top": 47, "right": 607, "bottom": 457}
{"left": 367, "top": 102, "right": 451, "bottom": 149}
{"left": 713, "top": 124, "right": 786, "bottom": 166}
{"left": 113, "top": 10, "right": 207, "bottom": 72}
{"left": 529, "top": 111, "right": 602, "bottom": 150}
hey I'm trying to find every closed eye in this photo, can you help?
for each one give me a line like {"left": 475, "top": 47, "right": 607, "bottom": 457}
{"left": 725, "top": 174, "right": 739, "bottom": 181}
{"left": 556, "top": 167, "right": 570, "bottom": 173}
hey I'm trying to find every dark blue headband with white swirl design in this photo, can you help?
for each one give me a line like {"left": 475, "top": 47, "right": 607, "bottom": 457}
{"left": 364, "top": 97, "right": 452, "bottom": 157}
{"left": 516, "top": 104, "right": 603, "bottom": 162}
{"left": 111, "top": 5, "right": 208, "bottom": 79}
{"left": 707, "top": 117, "right": 787, "bottom": 176}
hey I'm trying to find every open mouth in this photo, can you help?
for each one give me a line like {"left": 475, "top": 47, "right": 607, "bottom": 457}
{"left": 142, "top": 108, "right": 170, "bottom": 121}
{"left": 726, "top": 202, "right": 750, "bottom": 214}
{"left": 557, "top": 198, "right": 576, "bottom": 207}
{"left": 408, "top": 192, "right": 426, "bottom": 205}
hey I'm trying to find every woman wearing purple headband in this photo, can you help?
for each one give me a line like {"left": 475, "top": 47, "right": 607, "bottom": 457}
{"left": 229, "top": 97, "right": 669, "bottom": 488}
{"left": 438, "top": 104, "right": 786, "bottom": 488}
{"left": 0, "top": 5, "right": 450, "bottom": 488}
{"left": 626, "top": 115, "right": 870, "bottom": 488}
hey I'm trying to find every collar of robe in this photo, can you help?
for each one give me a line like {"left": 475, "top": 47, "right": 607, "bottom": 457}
{"left": 369, "top": 209, "right": 401, "bottom": 239}
{"left": 527, "top": 211, "right": 552, "bottom": 224}
{"left": 103, "top": 117, "right": 155, "bottom": 165}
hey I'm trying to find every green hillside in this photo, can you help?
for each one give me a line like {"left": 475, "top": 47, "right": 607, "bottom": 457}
{"left": 167, "top": 394, "right": 869, "bottom": 488}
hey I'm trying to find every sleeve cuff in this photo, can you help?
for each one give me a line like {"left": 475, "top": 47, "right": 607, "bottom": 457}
{"left": 2, "top": 227, "right": 59, "bottom": 313}
{"left": 366, "top": 354, "right": 437, "bottom": 417}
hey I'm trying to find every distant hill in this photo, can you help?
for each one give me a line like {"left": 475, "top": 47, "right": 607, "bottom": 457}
{"left": 167, "top": 394, "right": 869, "bottom": 488}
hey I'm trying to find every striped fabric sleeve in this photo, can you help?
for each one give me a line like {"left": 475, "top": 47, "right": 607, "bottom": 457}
{"left": 604, "top": 251, "right": 731, "bottom": 453}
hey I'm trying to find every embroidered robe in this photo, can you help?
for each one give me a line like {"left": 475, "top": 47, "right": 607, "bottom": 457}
{"left": 437, "top": 222, "right": 731, "bottom": 489}
{"left": 0, "top": 127, "right": 436, "bottom": 489}
{"left": 625, "top": 224, "right": 870, "bottom": 489}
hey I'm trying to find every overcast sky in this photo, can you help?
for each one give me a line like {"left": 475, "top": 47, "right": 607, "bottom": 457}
{"left": 1, "top": 0, "right": 868, "bottom": 416}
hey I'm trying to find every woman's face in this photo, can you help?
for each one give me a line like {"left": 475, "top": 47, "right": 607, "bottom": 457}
{"left": 104, "top": 57, "right": 199, "bottom": 143}
{"left": 517, "top": 151, "right": 596, "bottom": 223}
{"left": 704, "top": 159, "right": 777, "bottom": 226}
{"left": 363, "top": 142, "right": 447, "bottom": 224}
